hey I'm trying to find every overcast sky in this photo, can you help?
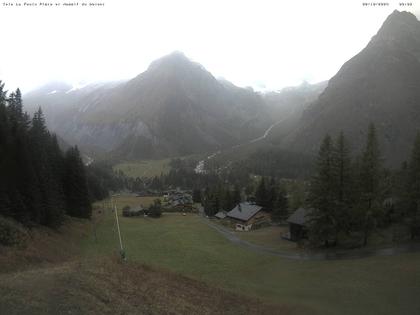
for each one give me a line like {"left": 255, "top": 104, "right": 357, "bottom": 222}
{"left": 0, "top": 0, "right": 419, "bottom": 93}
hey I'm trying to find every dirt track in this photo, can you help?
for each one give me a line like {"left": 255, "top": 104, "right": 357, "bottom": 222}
{"left": 201, "top": 217, "right": 420, "bottom": 260}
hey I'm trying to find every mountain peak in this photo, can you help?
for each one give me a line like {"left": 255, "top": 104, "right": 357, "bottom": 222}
{"left": 386, "top": 10, "right": 418, "bottom": 24}
{"left": 166, "top": 50, "right": 189, "bottom": 60}
{"left": 148, "top": 51, "right": 195, "bottom": 71}
{"left": 373, "top": 10, "right": 420, "bottom": 42}
{"left": 287, "top": 10, "right": 420, "bottom": 166}
{"left": 139, "top": 51, "right": 215, "bottom": 85}
{"left": 158, "top": 51, "right": 190, "bottom": 64}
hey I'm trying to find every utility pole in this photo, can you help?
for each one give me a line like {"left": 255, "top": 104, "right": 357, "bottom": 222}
{"left": 92, "top": 218, "right": 98, "bottom": 243}
{"left": 112, "top": 197, "right": 126, "bottom": 261}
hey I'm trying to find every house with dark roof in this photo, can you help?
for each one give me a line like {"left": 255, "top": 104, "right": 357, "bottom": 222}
{"left": 163, "top": 191, "right": 193, "bottom": 212}
{"left": 286, "top": 207, "right": 311, "bottom": 241}
{"left": 226, "top": 203, "right": 270, "bottom": 231}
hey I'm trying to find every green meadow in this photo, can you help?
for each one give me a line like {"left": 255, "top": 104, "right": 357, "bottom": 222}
{"left": 82, "top": 195, "right": 420, "bottom": 315}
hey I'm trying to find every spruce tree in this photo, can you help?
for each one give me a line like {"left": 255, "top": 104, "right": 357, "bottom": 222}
{"left": 255, "top": 177, "right": 268, "bottom": 208}
{"left": 192, "top": 189, "right": 201, "bottom": 203}
{"left": 272, "top": 187, "right": 288, "bottom": 222}
{"left": 8, "top": 93, "right": 38, "bottom": 224}
{"left": 221, "top": 188, "right": 233, "bottom": 211}
{"left": 30, "top": 107, "right": 51, "bottom": 224}
{"left": 202, "top": 188, "right": 219, "bottom": 216}
{"left": 358, "top": 123, "right": 383, "bottom": 246}
{"left": 0, "top": 84, "right": 11, "bottom": 217}
{"left": 232, "top": 185, "right": 241, "bottom": 205}
{"left": 332, "top": 131, "right": 353, "bottom": 234}
{"left": 0, "top": 82, "right": 93, "bottom": 230}
{"left": 30, "top": 108, "right": 66, "bottom": 227}
{"left": 64, "top": 146, "right": 92, "bottom": 219}
{"left": 266, "top": 177, "right": 278, "bottom": 211}
{"left": 308, "top": 134, "right": 338, "bottom": 246}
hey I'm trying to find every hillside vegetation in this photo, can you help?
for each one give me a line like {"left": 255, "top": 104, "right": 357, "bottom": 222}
{"left": 0, "top": 214, "right": 283, "bottom": 315}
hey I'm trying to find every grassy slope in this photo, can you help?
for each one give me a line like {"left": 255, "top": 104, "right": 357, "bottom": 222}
{"left": 114, "top": 159, "right": 172, "bottom": 178}
{"left": 0, "top": 217, "right": 89, "bottom": 273}
{"left": 0, "top": 214, "right": 284, "bottom": 315}
{"left": 0, "top": 258, "right": 283, "bottom": 315}
{"left": 113, "top": 153, "right": 203, "bottom": 179}
{"left": 82, "top": 196, "right": 420, "bottom": 315}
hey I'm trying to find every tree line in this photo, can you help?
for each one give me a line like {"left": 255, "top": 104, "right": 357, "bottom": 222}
{"left": 0, "top": 82, "right": 91, "bottom": 228}
{"left": 126, "top": 157, "right": 247, "bottom": 194}
{"left": 308, "top": 124, "right": 420, "bottom": 246}
{"left": 86, "top": 162, "right": 128, "bottom": 201}
{"left": 199, "top": 176, "right": 289, "bottom": 221}
{"left": 201, "top": 185, "right": 242, "bottom": 216}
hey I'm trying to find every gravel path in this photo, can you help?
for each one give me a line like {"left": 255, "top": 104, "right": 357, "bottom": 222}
{"left": 200, "top": 217, "right": 420, "bottom": 260}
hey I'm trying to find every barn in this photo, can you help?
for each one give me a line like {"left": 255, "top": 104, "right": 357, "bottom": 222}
{"left": 286, "top": 207, "right": 310, "bottom": 241}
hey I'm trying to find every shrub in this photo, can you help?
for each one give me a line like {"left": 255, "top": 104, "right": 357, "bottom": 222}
{"left": 0, "top": 216, "right": 29, "bottom": 246}
{"left": 148, "top": 199, "right": 162, "bottom": 218}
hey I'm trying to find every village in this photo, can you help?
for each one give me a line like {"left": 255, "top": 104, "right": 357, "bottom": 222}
{"left": 120, "top": 188, "right": 310, "bottom": 247}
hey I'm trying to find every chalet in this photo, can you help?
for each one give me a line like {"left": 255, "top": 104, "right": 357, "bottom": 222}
{"left": 165, "top": 191, "right": 193, "bottom": 205}
{"left": 163, "top": 191, "right": 194, "bottom": 212}
{"left": 226, "top": 203, "right": 270, "bottom": 231}
{"left": 286, "top": 207, "right": 311, "bottom": 241}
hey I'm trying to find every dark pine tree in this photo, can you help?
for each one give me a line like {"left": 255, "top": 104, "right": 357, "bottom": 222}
{"left": 331, "top": 131, "right": 354, "bottom": 235}
{"left": 358, "top": 123, "right": 383, "bottom": 246}
{"left": 272, "top": 186, "right": 289, "bottom": 222}
{"left": 192, "top": 189, "right": 202, "bottom": 203}
{"left": 64, "top": 146, "right": 92, "bottom": 219}
{"left": 0, "top": 82, "right": 95, "bottom": 231}
{"left": 308, "top": 134, "right": 338, "bottom": 247}
{"left": 30, "top": 108, "right": 65, "bottom": 227}
{"left": 232, "top": 185, "right": 242, "bottom": 206}
{"left": 0, "top": 82, "right": 12, "bottom": 217}
{"left": 255, "top": 177, "right": 268, "bottom": 208}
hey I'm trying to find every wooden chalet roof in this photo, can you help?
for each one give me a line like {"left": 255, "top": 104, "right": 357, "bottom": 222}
{"left": 287, "top": 207, "right": 311, "bottom": 226}
{"left": 227, "top": 203, "right": 263, "bottom": 222}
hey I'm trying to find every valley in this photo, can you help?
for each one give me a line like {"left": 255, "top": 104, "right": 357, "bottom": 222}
{"left": 2, "top": 6, "right": 420, "bottom": 315}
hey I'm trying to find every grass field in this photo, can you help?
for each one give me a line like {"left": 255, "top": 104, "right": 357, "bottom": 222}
{"left": 82, "top": 195, "right": 420, "bottom": 315}
{"left": 0, "top": 216, "right": 281, "bottom": 315}
{"left": 233, "top": 225, "right": 299, "bottom": 252}
{"left": 114, "top": 159, "right": 172, "bottom": 178}
{"left": 104, "top": 195, "right": 160, "bottom": 209}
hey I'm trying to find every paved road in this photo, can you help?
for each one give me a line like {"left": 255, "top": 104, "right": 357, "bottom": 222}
{"left": 200, "top": 217, "right": 420, "bottom": 261}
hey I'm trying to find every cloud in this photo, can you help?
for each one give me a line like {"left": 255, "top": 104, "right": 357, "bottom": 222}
{"left": 0, "top": 0, "right": 419, "bottom": 92}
